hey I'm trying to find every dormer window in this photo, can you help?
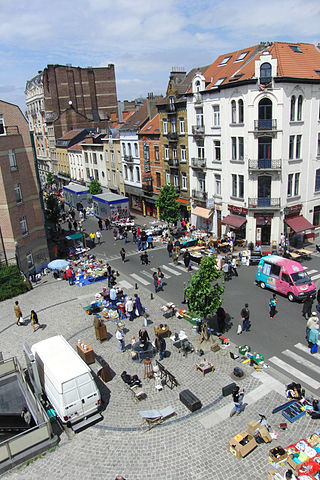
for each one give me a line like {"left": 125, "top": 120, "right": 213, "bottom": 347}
{"left": 260, "top": 63, "right": 272, "bottom": 85}
{"left": 195, "top": 80, "right": 201, "bottom": 92}
{"left": 219, "top": 56, "right": 231, "bottom": 66}
{"left": 290, "top": 45, "right": 302, "bottom": 53}
{"left": 214, "top": 77, "right": 226, "bottom": 86}
{"left": 235, "top": 51, "right": 248, "bottom": 62}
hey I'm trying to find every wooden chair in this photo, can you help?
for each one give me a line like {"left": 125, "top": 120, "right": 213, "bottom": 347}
{"left": 139, "top": 406, "right": 176, "bottom": 432}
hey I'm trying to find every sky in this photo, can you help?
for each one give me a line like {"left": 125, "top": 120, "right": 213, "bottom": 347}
{"left": 1, "top": 0, "right": 320, "bottom": 112}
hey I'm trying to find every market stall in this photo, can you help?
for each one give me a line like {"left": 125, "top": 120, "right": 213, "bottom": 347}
{"left": 92, "top": 192, "right": 129, "bottom": 220}
{"left": 63, "top": 183, "right": 90, "bottom": 209}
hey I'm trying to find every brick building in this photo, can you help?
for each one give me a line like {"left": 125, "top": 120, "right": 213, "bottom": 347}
{"left": 0, "top": 100, "right": 49, "bottom": 274}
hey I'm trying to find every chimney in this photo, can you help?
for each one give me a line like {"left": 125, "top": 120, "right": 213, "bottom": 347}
{"left": 146, "top": 93, "right": 156, "bottom": 119}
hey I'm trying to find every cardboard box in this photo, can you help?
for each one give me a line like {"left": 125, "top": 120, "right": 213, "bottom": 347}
{"left": 287, "top": 452, "right": 309, "bottom": 472}
{"left": 259, "top": 426, "right": 272, "bottom": 443}
{"left": 229, "top": 431, "right": 257, "bottom": 459}
{"left": 269, "top": 446, "right": 287, "bottom": 464}
{"left": 248, "top": 420, "right": 260, "bottom": 436}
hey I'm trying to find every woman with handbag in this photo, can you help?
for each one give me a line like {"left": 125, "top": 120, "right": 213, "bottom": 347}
{"left": 308, "top": 324, "right": 319, "bottom": 354}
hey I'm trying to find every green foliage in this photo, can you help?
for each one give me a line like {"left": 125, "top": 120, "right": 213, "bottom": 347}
{"left": 186, "top": 256, "right": 224, "bottom": 320}
{"left": 89, "top": 179, "right": 103, "bottom": 195}
{"left": 45, "top": 194, "right": 60, "bottom": 226}
{"left": 0, "top": 265, "right": 27, "bottom": 301}
{"left": 156, "top": 184, "right": 180, "bottom": 224}
{"left": 46, "top": 172, "right": 54, "bottom": 186}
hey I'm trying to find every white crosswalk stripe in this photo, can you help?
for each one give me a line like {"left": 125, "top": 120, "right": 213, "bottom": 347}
{"left": 307, "top": 270, "right": 318, "bottom": 275}
{"left": 147, "top": 268, "right": 171, "bottom": 279}
{"left": 282, "top": 349, "right": 320, "bottom": 375}
{"left": 295, "top": 342, "right": 320, "bottom": 362}
{"left": 311, "top": 273, "right": 320, "bottom": 281}
{"left": 171, "top": 264, "right": 189, "bottom": 273}
{"left": 161, "top": 265, "right": 181, "bottom": 276}
{"left": 129, "top": 273, "right": 150, "bottom": 285}
{"left": 268, "top": 356, "right": 320, "bottom": 390}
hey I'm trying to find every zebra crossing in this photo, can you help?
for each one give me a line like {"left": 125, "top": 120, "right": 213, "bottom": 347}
{"left": 303, "top": 266, "right": 320, "bottom": 283}
{"left": 268, "top": 341, "right": 320, "bottom": 394}
{"left": 128, "top": 262, "right": 199, "bottom": 286}
{"left": 100, "top": 243, "right": 165, "bottom": 262}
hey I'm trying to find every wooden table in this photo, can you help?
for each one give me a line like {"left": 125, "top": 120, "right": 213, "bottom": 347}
{"left": 154, "top": 324, "right": 171, "bottom": 338}
{"left": 93, "top": 317, "right": 108, "bottom": 342}
{"left": 289, "top": 252, "right": 301, "bottom": 259}
{"left": 196, "top": 362, "right": 215, "bottom": 376}
{"left": 76, "top": 341, "right": 95, "bottom": 364}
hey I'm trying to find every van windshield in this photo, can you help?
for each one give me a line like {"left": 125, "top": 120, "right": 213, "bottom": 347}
{"left": 291, "top": 271, "right": 311, "bottom": 286}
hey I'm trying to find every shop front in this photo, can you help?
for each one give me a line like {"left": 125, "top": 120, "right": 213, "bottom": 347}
{"left": 176, "top": 198, "right": 190, "bottom": 220}
{"left": 124, "top": 185, "right": 143, "bottom": 213}
{"left": 255, "top": 214, "right": 273, "bottom": 245}
{"left": 221, "top": 205, "right": 248, "bottom": 239}
{"left": 142, "top": 196, "right": 158, "bottom": 218}
{"left": 284, "top": 204, "right": 315, "bottom": 246}
{"left": 191, "top": 206, "right": 213, "bottom": 232}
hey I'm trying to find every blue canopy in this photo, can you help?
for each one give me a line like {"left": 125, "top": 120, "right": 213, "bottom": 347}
{"left": 47, "top": 259, "right": 70, "bottom": 270}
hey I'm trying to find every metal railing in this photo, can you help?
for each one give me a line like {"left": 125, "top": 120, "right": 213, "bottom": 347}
{"left": 191, "top": 158, "right": 206, "bottom": 168}
{"left": 192, "top": 125, "right": 204, "bottom": 136}
{"left": 248, "top": 197, "right": 281, "bottom": 208}
{"left": 123, "top": 155, "right": 133, "bottom": 163}
{"left": 192, "top": 189, "right": 207, "bottom": 201}
{"left": 168, "top": 159, "right": 179, "bottom": 167}
{"left": 167, "top": 132, "right": 178, "bottom": 141}
{"left": 248, "top": 159, "right": 281, "bottom": 170}
{"left": 254, "top": 119, "right": 277, "bottom": 131}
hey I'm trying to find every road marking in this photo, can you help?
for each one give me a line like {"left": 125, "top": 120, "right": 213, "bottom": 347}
{"left": 307, "top": 270, "right": 318, "bottom": 275}
{"left": 311, "top": 273, "right": 320, "bottom": 281}
{"left": 295, "top": 342, "right": 320, "bottom": 362}
{"left": 268, "top": 356, "right": 320, "bottom": 390}
{"left": 161, "top": 265, "right": 181, "bottom": 276}
{"left": 147, "top": 268, "right": 171, "bottom": 279}
{"left": 129, "top": 273, "right": 150, "bottom": 285}
{"left": 117, "top": 280, "right": 134, "bottom": 289}
{"left": 172, "top": 264, "right": 189, "bottom": 272}
{"left": 283, "top": 349, "right": 320, "bottom": 375}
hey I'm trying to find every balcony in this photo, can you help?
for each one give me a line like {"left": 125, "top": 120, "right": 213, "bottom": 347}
{"left": 142, "top": 182, "right": 153, "bottom": 193}
{"left": 167, "top": 103, "right": 176, "bottom": 113}
{"left": 0, "top": 125, "right": 20, "bottom": 135}
{"left": 166, "top": 132, "right": 178, "bottom": 142}
{"left": 194, "top": 93, "right": 202, "bottom": 105}
{"left": 254, "top": 119, "right": 277, "bottom": 131}
{"left": 192, "top": 189, "right": 207, "bottom": 201}
{"left": 248, "top": 159, "right": 281, "bottom": 172}
{"left": 191, "top": 158, "right": 206, "bottom": 169}
{"left": 248, "top": 197, "right": 281, "bottom": 209}
{"left": 168, "top": 158, "right": 179, "bottom": 168}
{"left": 192, "top": 125, "right": 205, "bottom": 137}
{"left": 123, "top": 154, "right": 133, "bottom": 163}
{"left": 174, "top": 185, "right": 180, "bottom": 193}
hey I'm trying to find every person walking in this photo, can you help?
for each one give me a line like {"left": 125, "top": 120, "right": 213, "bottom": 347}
{"left": 89, "top": 231, "right": 96, "bottom": 246}
{"left": 223, "top": 261, "right": 230, "bottom": 281}
{"left": 172, "top": 247, "right": 179, "bottom": 265}
{"left": 139, "top": 328, "right": 150, "bottom": 350}
{"left": 98, "top": 218, "right": 103, "bottom": 230}
{"left": 269, "top": 294, "right": 277, "bottom": 319}
{"left": 116, "top": 327, "right": 125, "bottom": 353}
{"left": 134, "top": 293, "right": 144, "bottom": 316}
{"left": 230, "top": 386, "right": 245, "bottom": 417}
{"left": 120, "top": 248, "right": 126, "bottom": 263}
{"left": 104, "top": 218, "right": 110, "bottom": 230}
{"left": 140, "top": 251, "right": 149, "bottom": 265}
{"left": 123, "top": 230, "right": 128, "bottom": 244}
{"left": 306, "top": 312, "right": 319, "bottom": 339}
{"left": 231, "top": 257, "right": 238, "bottom": 277}
{"left": 147, "top": 234, "right": 153, "bottom": 249}
{"left": 31, "top": 310, "right": 42, "bottom": 332}
{"left": 317, "top": 288, "right": 320, "bottom": 312}
{"left": 96, "top": 230, "right": 101, "bottom": 245}
{"left": 303, "top": 294, "right": 314, "bottom": 320}
{"left": 157, "top": 267, "right": 164, "bottom": 291}
{"left": 155, "top": 335, "right": 166, "bottom": 360}
{"left": 14, "top": 301, "right": 23, "bottom": 326}
{"left": 66, "top": 266, "right": 74, "bottom": 285}
{"left": 183, "top": 249, "right": 191, "bottom": 272}
{"left": 167, "top": 240, "right": 173, "bottom": 258}
{"left": 73, "top": 220, "right": 77, "bottom": 231}
{"left": 182, "top": 281, "right": 189, "bottom": 304}
{"left": 125, "top": 297, "right": 135, "bottom": 322}
{"left": 308, "top": 324, "right": 319, "bottom": 353}
{"left": 68, "top": 219, "right": 72, "bottom": 232}
{"left": 241, "top": 303, "right": 250, "bottom": 332}
{"left": 113, "top": 228, "right": 118, "bottom": 241}
{"left": 153, "top": 271, "right": 159, "bottom": 293}
{"left": 132, "top": 226, "right": 137, "bottom": 243}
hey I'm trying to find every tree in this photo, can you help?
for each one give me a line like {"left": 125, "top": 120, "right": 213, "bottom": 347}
{"left": 156, "top": 185, "right": 180, "bottom": 224}
{"left": 89, "top": 179, "right": 102, "bottom": 195}
{"left": 45, "top": 194, "right": 60, "bottom": 227}
{"left": 186, "top": 256, "right": 224, "bottom": 341}
{"left": 46, "top": 172, "right": 54, "bottom": 186}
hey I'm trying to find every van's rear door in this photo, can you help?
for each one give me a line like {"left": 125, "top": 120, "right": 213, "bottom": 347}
{"left": 76, "top": 373, "right": 100, "bottom": 416}
{"left": 63, "top": 379, "right": 84, "bottom": 422}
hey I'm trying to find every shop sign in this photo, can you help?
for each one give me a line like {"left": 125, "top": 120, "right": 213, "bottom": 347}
{"left": 206, "top": 197, "right": 215, "bottom": 209}
{"left": 284, "top": 204, "right": 302, "bottom": 216}
{"left": 228, "top": 204, "right": 248, "bottom": 215}
{"left": 187, "top": 205, "right": 191, "bottom": 211}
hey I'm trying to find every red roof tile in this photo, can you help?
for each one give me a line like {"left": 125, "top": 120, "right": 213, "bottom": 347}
{"left": 58, "top": 129, "right": 86, "bottom": 140}
{"left": 138, "top": 114, "right": 160, "bottom": 135}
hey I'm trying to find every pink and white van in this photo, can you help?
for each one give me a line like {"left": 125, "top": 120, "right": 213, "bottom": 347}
{"left": 256, "top": 255, "right": 316, "bottom": 302}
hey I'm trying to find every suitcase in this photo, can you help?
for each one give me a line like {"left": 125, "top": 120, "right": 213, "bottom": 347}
{"left": 179, "top": 389, "right": 202, "bottom": 412}
{"left": 222, "top": 382, "right": 237, "bottom": 397}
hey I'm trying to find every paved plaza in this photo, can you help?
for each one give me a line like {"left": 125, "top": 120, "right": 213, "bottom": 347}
{"left": 0, "top": 270, "right": 318, "bottom": 480}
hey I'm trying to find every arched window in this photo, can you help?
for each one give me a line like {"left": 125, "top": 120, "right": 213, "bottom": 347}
{"left": 297, "top": 95, "right": 303, "bottom": 121}
{"left": 195, "top": 80, "right": 201, "bottom": 92}
{"left": 258, "top": 98, "right": 272, "bottom": 130}
{"left": 260, "top": 63, "right": 272, "bottom": 85}
{"left": 231, "top": 100, "right": 236, "bottom": 123}
{"left": 238, "top": 99, "right": 244, "bottom": 123}
{"left": 290, "top": 96, "right": 296, "bottom": 121}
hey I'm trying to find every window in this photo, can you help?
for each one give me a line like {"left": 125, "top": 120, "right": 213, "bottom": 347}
{"left": 296, "top": 135, "right": 302, "bottom": 159}
{"left": 8, "top": 149, "right": 17, "bottom": 170}
{"left": 136, "top": 166, "right": 140, "bottom": 182}
{"left": 260, "top": 63, "right": 272, "bottom": 85}
{"left": 231, "top": 137, "right": 237, "bottom": 160}
{"left": 179, "top": 118, "right": 185, "bottom": 134}
{"left": 124, "top": 165, "right": 128, "bottom": 181}
{"left": 172, "top": 148, "right": 177, "bottom": 159}
{"left": 92, "top": 153, "right": 97, "bottom": 164}
{"left": 215, "top": 174, "right": 221, "bottom": 195}
{"left": 198, "top": 146, "right": 205, "bottom": 159}
{"left": 166, "top": 171, "right": 171, "bottom": 185}
{"left": 128, "top": 144, "right": 132, "bottom": 157}
{"left": 238, "top": 137, "right": 244, "bottom": 161}
{"left": 134, "top": 143, "right": 138, "bottom": 157}
{"left": 318, "top": 133, "right": 320, "bottom": 157}
{"left": 195, "top": 108, "right": 203, "bottom": 127}
{"left": 297, "top": 95, "right": 303, "bottom": 121}
{"left": 107, "top": 169, "right": 110, "bottom": 181}
{"left": 173, "top": 174, "right": 179, "bottom": 187}
{"left": 20, "top": 216, "right": 28, "bottom": 236}
{"left": 181, "top": 173, "right": 187, "bottom": 190}
{"left": 239, "top": 175, "right": 244, "bottom": 198}
{"left": 100, "top": 154, "right": 103, "bottom": 162}
{"left": 122, "top": 144, "right": 126, "bottom": 155}
{"left": 287, "top": 173, "right": 293, "bottom": 196}
{"left": 0, "top": 115, "right": 4, "bottom": 135}
{"left": 238, "top": 99, "right": 244, "bottom": 123}
{"left": 315, "top": 169, "right": 320, "bottom": 192}
{"left": 156, "top": 172, "right": 161, "bottom": 188}
{"left": 231, "top": 100, "right": 236, "bottom": 123}
{"left": 94, "top": 169, "right": 99, "bottom": 180}
{"left": 195, "top": 80, "right": 201, "bottom": 92}
{"left": 214, "top": 78, "right": 226, "bottom": 86}
{"left": 113, "top": 172, "right": 116, "bottom": 185}
{"left": 163, "top": 119, "right": 168, "bottom": 134}
{"left": 213, "top": 105, "right": 220, "bottom": 127}
{"left": 86, "top": 167, "right": 90, "bottom": 178}
{"left": 180, "top": 146, "right": 186, "bottom": 162}
{"left": 129, "top": 166, "right": 133, "bottom": 182}
{"left": 219, "top": 56, "right": 231, "bottom": 66}
{"left": 169, "top": 96, "right": 175, "bottom": 107}
{"left": 232, "top": 174, "right": 237, "bottom": 197}
{"left": 164, "top": 146, "right": 169, "bottom": 160}
{"left": 26, "top": 253, "right": 34, "bottom": 269}
{"left": 235, "top": 51, "right": 248, "bottom": 62}
{"left": 213, "top": 140, "right": 221, "bottom": 161}
{"left": 154, "top": 145, "right": 160, "bottom": 162}
{"left": 14, "top": 184, "right": 22, "bottom": 204}
{"left": 294, "top": 172, "right": 300, "bottom": 196}
{"left": 198, "top": 173, "right": 205, "bottom": 191}
{"left": 101, "top": 171, "right": 105, "bottom": 178}
{"left": 281, "top": 273, "right": 291, "bottom": 283}
{"left": 290, "top": 96, "right": 296, "bottom": 121}
{"left": 290, "top": 45, "right": 302, "bottom": 53}
{"left": 171, "top": 120, "right": 176, "bottom": 133}
{"left": 289, "top": 136, "right": 295, "bottom": 159}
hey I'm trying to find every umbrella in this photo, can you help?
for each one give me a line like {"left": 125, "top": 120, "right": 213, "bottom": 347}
{"left": 47, "top": 259, "right": 70, "bottom": 270}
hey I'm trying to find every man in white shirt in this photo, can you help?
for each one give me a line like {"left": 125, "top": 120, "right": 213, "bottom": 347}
{"left": 115, "top": 327, "right": 125, "bottom": 353}
{"left": 96, "top": 230, "right": 101, "bottom": 245}
{"left": 125, "top": 297, "right": 135, "bottom": 321}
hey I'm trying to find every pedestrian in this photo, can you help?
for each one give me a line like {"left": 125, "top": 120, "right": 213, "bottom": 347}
{"left": 79, "top": 210, "right": 84, "bottom": 221}
{"left": 182, "top": 281, "right": 189, "bottom": 304}
{"left": 31, "top": 310, "right": 42, "bottom": 332}
{"left": 183, "top": 249, "right": 191, "bottom": 272}
{"left": 241, "top": 303, "right": 250, "bottom": 332}
{"left": 66, "top": 266, "right": 74, "bottom": 285}
{"left": 155, "top": 334, "right": 166, "bottom": 360}
{"left": 120, "top": 248, "right": 126, "bottom": 263}
{"left": 70, "top": 209, "right": 75, "bottom": 220}
{"left": 172, "top": 247, "right": 179, "bottom": 265}
{"left": 96, "top": 230, "right": 101, "bottom": 245}
{"left": 230, "top": 386, "right": 245, "bottom": 417}
{"left": 125, "top": 297, "right": 135, "bottom": 321}
{"left": 52, "top": 245, "right": 58, "bottom": 258}
{"left": 147, "top": 234, "right": 153, "bottom": 249}
{"left": 303, "top": 294, "right": 314, "bottom": 319}
{"left": 98, "top": 218, "right": 103, "bottom": 230}
{"left": 132, "top": 226, "right": 137, "bottom": 243}
{"left": 157, "top": 267, "right": 164, "bottom": 290}
{"left": 216, "top": 306, "right": 226, "bottom": 333}
{"left": 68, "top": 220, "right": 72, "bottom": 232}
{"left": 73, "top": 220, "right": 77, "bottom": 231}
{"left": 89, "top": 232, "right": 96, "bottom": 245}
{"left": 317, "top": 288, "right": 320, "bottom": 312}
{"left": 231, "top": 257, "right": 238, "bottom": 277}
{"left": 134, "top": 293, "right": 144, "bottom": 316}
{"left": 308, "top": 324, "right": 319, "bottom": 353}
{"left": 139, "top": 327, "right": 150, "bottom": 350}
{"left": 113, "top": 228, "right": 118, "bottom": 241}
{"left": 153, "top": 271, "right": 159, "bottom": 293}
{"left": 123, "top": 230, "right": 127, "bottom": 244}
{"left": 140, "top": 251, "right": 149, "bottom": 265}
{"left": 167, "top": 240, "right": 173, "bottom": 258}
{"left": 104, "top": 218, "right": 110, "bottom": 230}
{"left": 110, "top": 286, "right": 117, "bottom": 307}
{"left": 115, "top": 327, "right": 125, "bottom": 353}
{"left": 269, "top": 294, "right": 277, "bottom": 319}
{"left": 14, "top": 300, "right": 23, "bottom": 326}
{"left": 306, "top": 312, "right": 319, "bottom": 339}
{"left": 223, "top": 261, "right": 230, "bottom": 281}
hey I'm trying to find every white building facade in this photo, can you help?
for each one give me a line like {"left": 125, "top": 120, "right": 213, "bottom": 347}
{"left": 120, "top": 132, "right": 142, "bottom": 210}
{"left": 187, "top": 42, "right": 320, "bottom": 245}
{"left": 68, "top": 144, "right": 85, "bottom": 183}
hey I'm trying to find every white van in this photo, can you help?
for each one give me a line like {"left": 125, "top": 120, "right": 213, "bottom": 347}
{"left": 31, "top": 335, "right": 101, "bottom": 427}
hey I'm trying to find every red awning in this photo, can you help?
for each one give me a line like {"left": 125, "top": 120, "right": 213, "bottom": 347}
{"left": 176, "top": 198, "right": 189, "bottom": 205}
{"left": 192, "top": 206, "right": 213, "bottom": 220}
{"left": 285, "top": 215, "right": 315, "bottom": 233}
{"left": 221, "top": 214, "right": 246, "bottom": 229}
